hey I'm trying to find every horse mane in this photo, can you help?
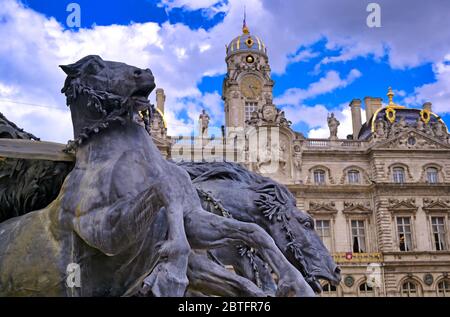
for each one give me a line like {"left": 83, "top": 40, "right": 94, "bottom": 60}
{"left": 177, "top": 161, "right": 297, "bottom": 207}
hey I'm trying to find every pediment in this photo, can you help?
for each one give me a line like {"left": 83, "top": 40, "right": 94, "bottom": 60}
{"left": 372, "top": 130, "right": 450, "bottom": 150}
{"left": 388, "top": 198, "right": 417, "bottom": 212}
{"left": 308, "top": 201, "right": 337, "bottom": 215}
{"left": 423, "top": 198, "right": 450, "bottom": 212}
{"left": 342, "top": 201, "right": 372, "bottom": 215}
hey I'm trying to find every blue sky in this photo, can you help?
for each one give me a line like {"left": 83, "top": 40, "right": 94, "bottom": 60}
{"left": 0, "top": 0, "right": 449, "bottom": 142}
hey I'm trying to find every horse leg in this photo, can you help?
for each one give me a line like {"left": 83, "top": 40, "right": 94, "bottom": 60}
{"left": 184, "top": 209, "right": 315, "bottom": 297}
{"left": 186, "top": 251, "right": 268, "bottom": 297}
{"left": 143, "top": 202, "right": 190, "bottom": 297}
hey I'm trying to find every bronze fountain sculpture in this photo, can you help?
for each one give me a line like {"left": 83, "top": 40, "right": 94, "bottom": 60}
{"left": 0, "top": 55, "right": 340, "bottom": 297}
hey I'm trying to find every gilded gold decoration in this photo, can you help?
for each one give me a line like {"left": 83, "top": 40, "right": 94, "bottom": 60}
{"left": 371, "top": 87, "right": 406, "bottom": 132}
{"left": 255, "top": 36, "right": 262, "bottom": 50}
{"left": 387, "top": 86, "right": 395, "bottom": 106}
{"left": 386, "top": 107, "right": 396, "bottom": 123}
{"left": 245, "top": 37, "right": 254, "bottom": 48}
{"left": 155, "top": 107, "right": 167, "bottom": 128}
{"left": 242, "top": 24, "right": 249, "bottom": 34}
{"left": 420, "top": 109, "right": 431, "bottom": 124}
{"left": 246, "top": 55, "right": 254, "bottom": 63}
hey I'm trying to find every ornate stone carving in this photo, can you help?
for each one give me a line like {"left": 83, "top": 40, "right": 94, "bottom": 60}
{"left": 344, "top": 275, "right": 355, "bottom": 287}
{"left": 343, "top": 201, "right": 372, "bottom": 214}
{"left": 378, "top": 130, "right": 448, "bottom": 150}
{"left": 148, "top": 106, "right": 167, "bottom": 139}
{"left": 372, "top": 114, "right": 449, "bottom": 146}
{"left": 308, "top": 201, "right": 338, "bottom": 215}
{"left": 246, "top": 99, "right": 291, "bottom": 128}
{"left": 423, "top": 273, "right": 434, "bottom": 286}
{"left": 422, "top": 198, "right": 450, "bottom": 212}
{"left": 431, "top": 120, "right": 449, "bottom": 142}
{"left": 388, "top": 198, "right": 417, "bottom": 212}
{"left": 374, "top": 118, "right": 386, "bottom": 140}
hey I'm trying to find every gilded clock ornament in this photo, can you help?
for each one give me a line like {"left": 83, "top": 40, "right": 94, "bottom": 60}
{"left": 245, "top": 37, "right": 254, "bottom": 48}
{"left": 386, "top": 107, "right": 396, "bottom": 123}
{"left": 420, "top": 109, "right": 431, "bottom": 124}
{"left": 246, "top": 55, "right": 254, "bottom": 64}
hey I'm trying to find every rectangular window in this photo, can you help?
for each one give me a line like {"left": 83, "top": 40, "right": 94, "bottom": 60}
{"left": 397, "top": 217, "right": 413, "bottom": 251}
{"left": 348, "top": 170, "right": 360, "bottom": 184}
{"left": 393, "top": 168, "right": 405, "bottom": 184}
{"left": 427, "top": 168, "right": 439, "bottom": 184}
{"left": 315, "top": 220, "right": 332, "bottom": 251}
{"left": 244, "top": 102, "right": 258, "bottom": 121}
{"left": 431, "top": 217, "right": 447, "bottom": 251}
{"left": 314, "top": 170, "right": 326, "bottom": 185}
{"left": 351, "top": 220, "right": 366, "bottom": 253}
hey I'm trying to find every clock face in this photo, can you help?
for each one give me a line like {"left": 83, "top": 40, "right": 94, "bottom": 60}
{"left": 240, "top": 76, "right": 262, "bottom": 99}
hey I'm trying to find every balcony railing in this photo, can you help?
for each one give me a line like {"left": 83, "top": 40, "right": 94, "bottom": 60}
{"left": 305, "top": 139, "right": 366, "bottom": 150}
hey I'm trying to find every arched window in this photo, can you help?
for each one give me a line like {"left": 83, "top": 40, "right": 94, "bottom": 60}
{"left": 321, "top": 282, "right": 337, "bottom": 297}
{"left": 401, "top": 281, "right": 419, "bottom": 297}
{"left": 393, "top": 167, "right": 406, "bottom": 184}
{"left": 437, "top": 279, "right": 450, "bottom": 297}
{"left": 314, "top": 169, "right": 326, "bottom": 185}
{"left": 348, "top": 170, "right": 361, "bottom": 184}
{"left": 426, "top": 167, "right": 439, "bottom": 184}
{"left": 358, "top": 282, "right": 375, "bottom": 297}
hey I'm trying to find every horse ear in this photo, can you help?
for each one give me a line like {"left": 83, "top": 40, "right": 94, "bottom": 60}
{"left": 59, "top": 64, "right": 80, "bottom": 77}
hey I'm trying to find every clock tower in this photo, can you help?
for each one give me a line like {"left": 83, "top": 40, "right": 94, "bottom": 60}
{"left": 222, "top": 18, "right": 274, "bottom": 130}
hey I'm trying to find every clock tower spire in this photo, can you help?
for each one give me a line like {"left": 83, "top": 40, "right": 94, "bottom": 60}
{"left": 222, "top": 15, "right": 273, "bottom": 131}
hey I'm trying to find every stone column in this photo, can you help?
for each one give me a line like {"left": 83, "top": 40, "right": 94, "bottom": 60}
{"left": 349, "top": 99, "right": 362, "bottom": 140}
{"left": 156, "top": 88, "right": 166, "bottom": 114}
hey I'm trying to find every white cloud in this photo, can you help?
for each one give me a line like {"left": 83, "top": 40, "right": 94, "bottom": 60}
{"left": 0, "top": 0, "right": 231, "bottom": 142}
{"left": 158, "top": 0, "right": 229, "bottom": 19}
{"left": 275, "top": 69, "right": 362, "bottom": 106}
{"left": 288, "top": 49, "right": 319, "bottom": 63}
{"left": 408, "top": 56, "right": 450, "bottom": 114}
{"left": 1, "top": 0, "right": 450, "bottom": 143}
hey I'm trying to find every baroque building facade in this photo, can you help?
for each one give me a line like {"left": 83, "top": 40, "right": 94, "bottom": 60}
{"left": 150, "top": 23, "right": 450, "bottom": 297}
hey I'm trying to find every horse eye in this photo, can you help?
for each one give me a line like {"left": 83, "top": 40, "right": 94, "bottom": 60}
{"left": 134, "top": 69, "right": 142, "bottom": 77}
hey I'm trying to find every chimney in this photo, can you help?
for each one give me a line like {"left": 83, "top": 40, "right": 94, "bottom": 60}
{"left": 156, "top": 88, "right": 166, "bottom": 114}
{"left": 349, "top": 99, "right": 362, "bottom": 140}
{"left": 422, "top": 102, "right": 432, "bottom": 112}
{"left": 364, "top": 97, "right": 383, "bottom": 123}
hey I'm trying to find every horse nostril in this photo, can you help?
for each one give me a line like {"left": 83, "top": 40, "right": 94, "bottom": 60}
{"left": 334, "top": 266, "right": 341, "bottom": 275}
